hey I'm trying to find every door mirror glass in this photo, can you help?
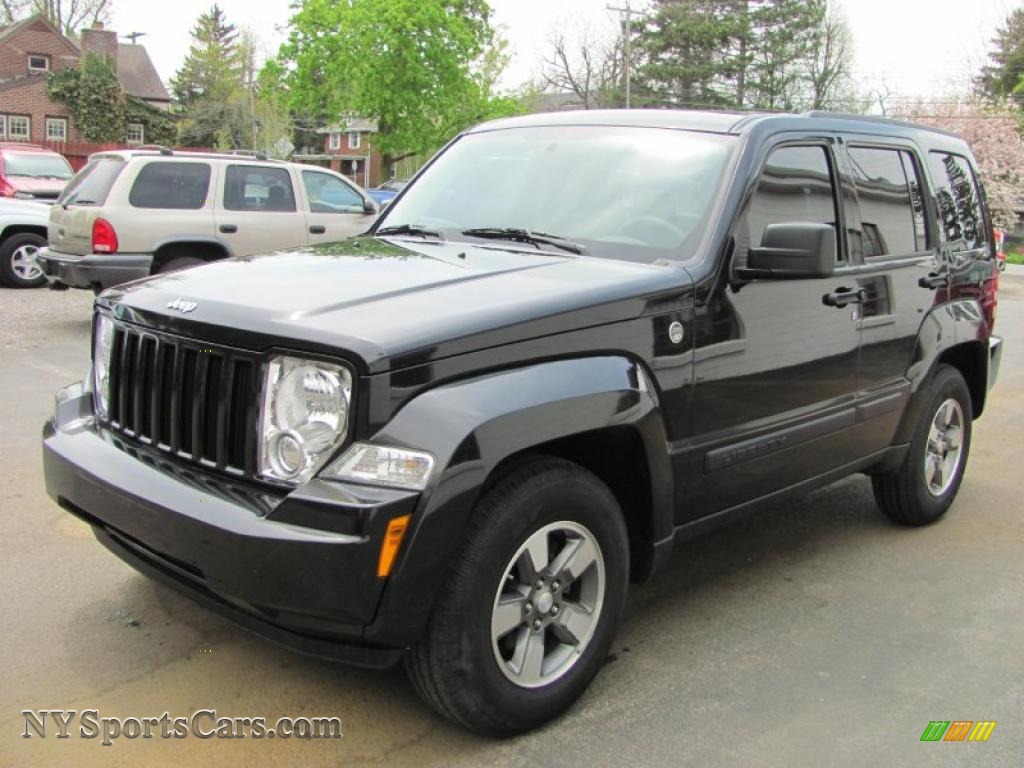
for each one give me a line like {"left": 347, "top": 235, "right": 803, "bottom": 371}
{"left": 737, "top": 222, "right": 836, "bottom": 280}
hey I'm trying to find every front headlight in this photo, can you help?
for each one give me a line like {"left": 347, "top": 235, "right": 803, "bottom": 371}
{"left": 92, "top": 314, "right": 115, "bottom": 419}
{"left": 259, "top": 355, "right": 352, "bottom": 484}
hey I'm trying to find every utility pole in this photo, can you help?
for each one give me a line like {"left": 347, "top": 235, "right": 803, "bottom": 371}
{"left": 606, "top": 1, "right": 633, "bottom": 108}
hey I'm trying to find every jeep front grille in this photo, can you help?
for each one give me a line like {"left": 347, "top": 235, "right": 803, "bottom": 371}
{"left": 105, "top": 324, "right": 259, "bottom": 478}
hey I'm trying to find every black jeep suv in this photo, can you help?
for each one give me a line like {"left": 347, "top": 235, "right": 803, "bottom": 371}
{"left": 43, "top": 110, "right": 1002, "bottom": 735}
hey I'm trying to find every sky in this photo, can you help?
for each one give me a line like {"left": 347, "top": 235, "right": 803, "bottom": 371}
{"left": 110, "top": 0, "right": 1022, "bottom": 105}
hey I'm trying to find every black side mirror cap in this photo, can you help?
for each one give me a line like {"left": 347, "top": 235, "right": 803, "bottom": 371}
{"left": 735, "top": 222, "right": 836, "bottom": 280}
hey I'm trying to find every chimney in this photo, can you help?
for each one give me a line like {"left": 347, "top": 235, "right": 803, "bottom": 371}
{"left": 80, "top": 21, "right": 118, "bottom": 65}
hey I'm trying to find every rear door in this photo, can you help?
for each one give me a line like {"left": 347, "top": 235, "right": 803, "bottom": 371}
{"left": 298, "top": 168, "right": 377, "bottom": 244}
{"left": 214, "top": 164, "right": 308, "bottom": 256}
{"left": 839, "top": 141, "right": 946, "bottom": 450}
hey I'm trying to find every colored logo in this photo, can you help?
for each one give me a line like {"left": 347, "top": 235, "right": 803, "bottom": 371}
{"left": 920, "top": 721, "right": 996, "bottom": 742}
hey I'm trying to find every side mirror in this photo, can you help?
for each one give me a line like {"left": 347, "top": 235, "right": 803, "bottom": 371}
{"left": 364, "top": 197, "right": 379, "bottom": 215}
{"left": 736, "top": 222, "right": 836, "bottom": 280}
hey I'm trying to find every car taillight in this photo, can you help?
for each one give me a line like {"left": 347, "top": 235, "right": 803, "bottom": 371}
{"left": 0, "top": 178, "right": 15, "bottom": 198}
{"left": 91, "top": 218, "right": 118, "bottom": 254}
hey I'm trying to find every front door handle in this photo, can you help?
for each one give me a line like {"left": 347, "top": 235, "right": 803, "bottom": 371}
{"left": 219, "top": 224, "right": 237, "bottom": 234}
{"left": 823, "top": 287, "right": 866, "bottom": 308}
{"left": 918, "top": 271, "right": 951, "bottom": 289}
{"left": 309, "top": 225, "right": 326, "bottom": 234}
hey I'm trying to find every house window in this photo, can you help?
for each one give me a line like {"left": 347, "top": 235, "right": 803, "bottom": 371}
{"left": 8, "top": 116, "right": 30, "bottom": 140}
{"left": 348, "top": 131, "right": 361, "bottom": 149}
{"left": 0, "top": 115, "right": 6, "bottom": 139}
{"left": 329, "top": 132, "right": 341, "bottom": 150}
{"left": 27, "top": 54, "right": 50, "bottom": 73}
{"left": 46, "top": 117, "right": 68, "bottom": 141}
{"left": 126, "top": 123, "right": 145, "bottom": 144}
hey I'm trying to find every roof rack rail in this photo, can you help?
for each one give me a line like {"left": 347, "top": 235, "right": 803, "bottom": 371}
{"left": 227, "top": 149, "right": 269, "bottom": 161}
{"left": 136, "top": 144, "right": 173, "bottom": 155}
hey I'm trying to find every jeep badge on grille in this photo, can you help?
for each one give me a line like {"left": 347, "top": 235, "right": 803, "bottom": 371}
{"left": 167, "top": 298, "right": 198, "bottom": 313}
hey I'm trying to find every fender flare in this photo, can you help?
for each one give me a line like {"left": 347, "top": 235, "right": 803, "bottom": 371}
{"left": 362, "top": 355, "right": 674, "bottom": 647}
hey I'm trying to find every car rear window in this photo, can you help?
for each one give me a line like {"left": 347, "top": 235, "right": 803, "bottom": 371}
{"left": 58, "top": 157, "right": 125, "bottom": 206}
{"left": 2, "top": 152, "right": 73, "bottom": 180}
{"left": 129, "top": 161, "right": 212, "bottom": 210}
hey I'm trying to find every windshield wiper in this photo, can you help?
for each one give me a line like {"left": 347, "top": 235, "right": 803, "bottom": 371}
{"left": 461, "top": 227, "right": 585, "bottom": 254}
{"left": 375, "top": 223, "right": 444, "bottom": 240}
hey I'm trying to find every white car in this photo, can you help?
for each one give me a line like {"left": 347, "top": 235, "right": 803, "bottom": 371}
{"left": 38, "top": 149, "right": 379, "bottom": 292}
{"left": 0, "top": 197, "right": 50, "bottom": 288}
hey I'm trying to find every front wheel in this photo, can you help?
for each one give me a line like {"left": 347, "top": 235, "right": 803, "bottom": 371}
{"left": 872, "top": 364, "right": 973, "bottom": 526}
{"left": 0, "top": 233, "right": 47, "bottom": 288}
{"left": 406, "top": 458, "right": 629, "bottom": 735}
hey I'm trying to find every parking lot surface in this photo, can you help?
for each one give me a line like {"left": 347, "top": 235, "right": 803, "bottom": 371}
{"left": 2, "top": 280, "right": 1022, "bottom": 767}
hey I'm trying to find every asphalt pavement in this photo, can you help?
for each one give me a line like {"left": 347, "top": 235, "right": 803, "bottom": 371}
{"left": 1, "top": 279, "right": 1022, "bottom": 767}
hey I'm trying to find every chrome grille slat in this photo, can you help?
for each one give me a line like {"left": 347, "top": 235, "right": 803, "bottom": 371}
{"left": 100, "top": 322, "right": 259, "bottom": 479}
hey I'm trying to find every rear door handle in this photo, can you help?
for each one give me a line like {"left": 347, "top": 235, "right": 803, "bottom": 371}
{"left": 918, "top": 272, "right": 951, "bottom": 289}
{"left": 309, "top": 225, "right": 326, "bottom": 234}
{"left": 823, "top": 287, "right": 866, "bottom": 308}
{"left": 219, "top": 224, "right": 237, "bottom": 234}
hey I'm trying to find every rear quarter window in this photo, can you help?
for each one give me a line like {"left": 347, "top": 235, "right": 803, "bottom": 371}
{"left": 57, "top": 157, "right": 125, "bottom": 206}
{"left": 129, "top": 162, "right": 212, "bottom": 210}
{"left": 927, "top": 151, "right": 988, "bottom": 255}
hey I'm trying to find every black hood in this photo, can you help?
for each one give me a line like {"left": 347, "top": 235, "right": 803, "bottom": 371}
{"left": 104, "top": 238, "right": 691, "bottom": 374}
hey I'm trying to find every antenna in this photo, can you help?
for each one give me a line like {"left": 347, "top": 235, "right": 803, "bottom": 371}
{"left": 121, "top": 32, "right": 147, "bottom": 44}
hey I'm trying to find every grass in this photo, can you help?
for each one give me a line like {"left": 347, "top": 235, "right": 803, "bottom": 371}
{"left": 1006, "top": 250, "right": 1024, "bottom": 265}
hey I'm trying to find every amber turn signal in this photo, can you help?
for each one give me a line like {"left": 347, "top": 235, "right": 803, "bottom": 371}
{"left": 377, "top": 514, "right": 411, "bottom": 578}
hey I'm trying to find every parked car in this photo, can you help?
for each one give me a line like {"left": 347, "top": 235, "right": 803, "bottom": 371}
{"left": 0, "top": 142, "right": 74, "bottom": 203}
{"left": 366, "top": 178, "right": 408, "bottom": 206}
{"left": 36, "top": 149, "right": 379, "bottom": 292}
{"left": 42, "top": 110, "right": 1002, "bottom": 736}
{"left": 0, "top": 197, "right": 50, "bottom": 288}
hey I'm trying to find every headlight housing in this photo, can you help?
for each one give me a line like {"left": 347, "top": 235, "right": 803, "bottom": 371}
{"left": 323, "top": 443, "right": 435, "bottom": 490}
{"left": 259, "top": 355, "right": 352, "bottom": 484}
{"left": 92, "top": 313, "right": 115, "bottom": 419}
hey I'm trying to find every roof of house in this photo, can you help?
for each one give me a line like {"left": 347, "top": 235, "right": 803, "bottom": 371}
{"left": 0, "top": 73, "right": 47, "bottom": 92}
{"left": 114, "top": 44, "right": 170, "bottom": 102}
{"left": 319, "top": 117, "right": 379, "bottom": 134}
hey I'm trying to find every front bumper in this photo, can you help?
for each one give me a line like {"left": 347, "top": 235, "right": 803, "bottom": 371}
{"left": 37, "top": 248, "right": 153, "bottom": 290}
{"left": 42, "top": 383, "right": 418, "bottom": 667}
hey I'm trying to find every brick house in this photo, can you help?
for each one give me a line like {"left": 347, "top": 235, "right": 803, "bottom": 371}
{"left": 295, "top": 117, "right": 385, "bottom": 189}
{"left": 0, "top": 15, "right": 169, "bottom": 145}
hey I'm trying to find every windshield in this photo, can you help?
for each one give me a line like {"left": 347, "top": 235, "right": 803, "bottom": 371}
{"left": 3, "top": 152, "right": 74, "bottom": 180}
{"left": 379, "top": 125, "right": 735, "bottom": 261}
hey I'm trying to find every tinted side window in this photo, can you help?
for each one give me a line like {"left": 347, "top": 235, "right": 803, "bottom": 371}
{"left": 301, "top": 170, "right": 364, "bottom": 213}
{"left": 848, "top": 147, "right": 917, "bottom": 257}
{"left": 224, "top": 165, "right": 296, "bottom": 212}
{"left": 57, "top": 157, "right": 125, "bottom": 206}
{"left": 747, "top": 145, "right": 838, "bottom": 258}
{"left": 129, "top": 162, "right": 211, "bottom": 210}
{"left": 927, "top": 152, "right": 987, "bottom": 254}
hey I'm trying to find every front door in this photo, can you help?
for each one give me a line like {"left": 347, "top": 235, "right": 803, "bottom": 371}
{"left": 299, "top": 169, "right": 377, "bottom": 245}
{"left": 682, "top": 141, "right": 863, "bottom": 520}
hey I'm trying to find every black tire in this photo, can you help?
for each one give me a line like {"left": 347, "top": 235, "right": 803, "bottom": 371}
{"left": 872, "top": 364, "right": 972, "bottom": 526}
{"left": 157, "top": 256, "right": 204, "bottom": 274}
{"left": 405, "top": 457, "right": 629, "bottom": 736}
{"left": 0, "top": 232, "right": 47, "bottom": 288}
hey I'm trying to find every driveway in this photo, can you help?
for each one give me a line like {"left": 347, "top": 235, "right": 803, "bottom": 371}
{"left": 2, "top": 280, "right": 1022, "bottom": 767}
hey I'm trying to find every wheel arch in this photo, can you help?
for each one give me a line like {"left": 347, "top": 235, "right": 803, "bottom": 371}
{"left": 363, "top": 355, "right": 674, "bottom": 647}
{"left": 0, "top": 224, "right": 48, "bottom": 244}
{"left": 151, "top": 237, "right": 232, "bottom": 270}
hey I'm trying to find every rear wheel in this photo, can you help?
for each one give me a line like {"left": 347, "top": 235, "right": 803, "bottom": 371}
{"left": 0, "top": 233, "right": 47, "bottom": 288}
{"left": 405, "top": 458, "right": 629, "bottom": 735}
{"left": 872, "top": 364, "right": 972, "bottom": 526}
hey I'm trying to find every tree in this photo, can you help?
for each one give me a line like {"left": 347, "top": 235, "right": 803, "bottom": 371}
{"left": 975, "top": 8, "right": 1024, "bottom": 105}
{"left": 170, "top": 4, "right": 246, "bottom": 148}
{"left": 898, "top": 100, "right": 1024, "bottom": 229}
{"left": 267, "top": 0, "right": 518, "bottom": 176}
{"left": 804, "top": 0, "right": 855, "bottom": 110}
{"left": 540, "top": 25, "right": 625, "bottom": 109}
{"left": 0, "top": 0, "right": 110, "bottom": 35}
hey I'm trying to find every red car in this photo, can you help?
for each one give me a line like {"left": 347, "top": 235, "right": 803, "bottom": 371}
{"left": 0, "top": 143, "right": 74, "bottom": 203}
